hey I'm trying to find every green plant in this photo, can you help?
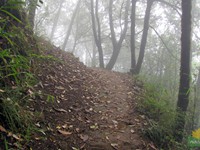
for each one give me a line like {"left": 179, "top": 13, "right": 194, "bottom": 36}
{"left": 137, "top": 80, "right": 188, "bottom": 149}
{"left": 0, "top": 92, "right": 31, "bottom": 131}
{"left": 47, "top": 94, "right": 55, "bottom": 103}
{"left": 4, "top": 138, "right": 9, "bottom": 150}
{"left": 0, "top": 2, "right": 39, "bottom": 149}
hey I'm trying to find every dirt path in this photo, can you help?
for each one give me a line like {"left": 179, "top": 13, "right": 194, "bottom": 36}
{"left": 27, "top": 50, "right": 151, "bottom": 150}
{"left": 84, "top": 69, "right": 146, "bottom": 150}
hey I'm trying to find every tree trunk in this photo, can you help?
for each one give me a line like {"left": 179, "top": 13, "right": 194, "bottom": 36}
{"left": 106, "top": 44, "right": 121, "bottom": 70}
{"left": 193, "top": 69, "right": 200, "bottom": 129}
{"left": 175, "top": 0, "right": 192, "bottom": 142}
{"left": 62, "top": 0, "right": 81, "bottom": 50}
{"left": 130, "top": 0, "right": 137, "bottom": 74}
{"left": 90, "top": 0, "right": 104, "bottom": 68}
{"left": 28, "top": 0, "right": 37, "bottom": 30}
{"left": 106, "top": 0, "right": 130, "bottom": 70}
{"left": 50, "top": 0, "right": 64, "bottom": 41}
{"left": 134, "top": 0, "right": 154, "bottom": 74}
{"left": 92, "top": 39, "right": 97, "bottom": 67}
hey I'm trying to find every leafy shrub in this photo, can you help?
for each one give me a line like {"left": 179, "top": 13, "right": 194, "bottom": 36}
{"left": 137, "top": 81, "right": 188, "bottom": 149}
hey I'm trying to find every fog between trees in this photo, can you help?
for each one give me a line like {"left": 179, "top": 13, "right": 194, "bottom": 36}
{"left": 34, "top": 0, "right": 198, "bottom": 138}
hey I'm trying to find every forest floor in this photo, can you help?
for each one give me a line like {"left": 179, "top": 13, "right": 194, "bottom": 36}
{"left": 24, "top": 46, "right": 156, "bottom": 150}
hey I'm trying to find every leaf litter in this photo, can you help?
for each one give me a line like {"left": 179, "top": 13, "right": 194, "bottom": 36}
{"left": 26, "top": 46, "right": 155, "bottom": 149}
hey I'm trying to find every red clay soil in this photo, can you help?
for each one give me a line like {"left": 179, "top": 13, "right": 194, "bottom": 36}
{"left": 24, "top": 47, "right": 156, "bottom": 150}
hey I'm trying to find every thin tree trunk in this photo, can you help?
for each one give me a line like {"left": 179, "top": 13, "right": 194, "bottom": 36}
{"left": 71, "top": 33, "right": 78, "bottom": 53}
{"left": 50, "top": 1, "right": 64, "bottom": 41}
{"left": 62, "top": 0, "right": 81, "bottom": 50}
{"left": 175, "top": 0, "right": 192, "bottom": 142}
{"left": 106, "top": 0, "right": 130, "bottom": 70}
{"left": 28, "top": 0, "right": 37, "bottom": 31}
{"left": 92, "top": 40, "right": 97, "bottom": 67}
{"left": 90, "top": 0, "right": 104, "bottom": 68}
{"left": 130, "top": 0, "right": 137, "bottom": 74}
{"left": 193, "top": 69, "right": 200, "bottom": 129}
{"left": 134, "top": 0, "right": 154, "bottom": 74}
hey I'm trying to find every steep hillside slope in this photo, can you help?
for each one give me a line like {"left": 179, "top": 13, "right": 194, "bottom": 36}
{"left": 24, "top": 45, "right": 155, "bottom": 150}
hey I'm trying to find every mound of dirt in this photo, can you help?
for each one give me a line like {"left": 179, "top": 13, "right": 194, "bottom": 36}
{"left": 26, "top": 47, "right": 155, "bottom": 150}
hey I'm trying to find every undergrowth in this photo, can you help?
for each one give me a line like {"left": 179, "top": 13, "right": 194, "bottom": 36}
{"left": 0, "top": 1, "right": 41, "bottom": 149}
{"left": 0, "top": 1, "right": 59, "bottom": 148}
{"left": 137, "top": 79, "right": 189, "bottom": 150}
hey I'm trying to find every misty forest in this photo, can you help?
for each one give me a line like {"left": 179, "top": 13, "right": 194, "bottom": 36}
{"left": 0, "top": 0, "right": 199, "bottom": 149}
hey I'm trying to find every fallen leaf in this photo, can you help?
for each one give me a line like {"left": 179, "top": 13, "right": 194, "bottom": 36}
{"left": 55, "top": 86, "right": 65, "bottom": 90}
{"left": 53, "top": 107, "right": 68, "bottom": 113}
{"left": 75, "top": 128, "right": 80, "bottom": 132}
{"left": 28, "top": 89, "right": 34, "bottom": 95}
{"left": 62, "top": 124, "right": 68, "bottom": 129}
{"left": 139, "top": 115, "right": 145, "bottom": 119}
{"left": 135, "top": 119, "right": 140, "bottom": 122}
{"left": 79, "top": 134, "right": 89, "bottom": 142}
{"left": 112, "top": 120, "right": 118, "bottom": 124}
{"left": 90, "top": 123, "right": 98, "bottom": 129}
{"left": 111, "top": 143, "right": 118, "bottom": 148}
{"left": 35, "top": 122, "right": 41, "bottom": 127}
{"left": 38, "top": 82, "right": 44, "bottom": 88}
{"left": 80, "top": 144, "right": 86, "bottom": 149}
{"left": 37, "top": 129, "right": 46, "bottom": 135}
{"left": 127, "top": 92, "right": 133, "bottom": 95}
{"left": 148, "top": 142, "right": 158, "bottom": 150}
{"left": 58, "top": 130, "right": 72, "bottom": 136}
{"left": 56, "top": 125, "right": 61, "bottom": 129}
{"left": 0, "top": 89, "right": 5, "bottom": 93}
{"left": 35, "top": 137, "right": 41, "bottom": 140}
{"left": 0, "top": 125, "right": 7, "bottom": 133}
{"left": 131, "top": 129, "right": 135, "bottom": 133}
{"left": 72, "top": 147, "right": 79, "bottom": 150}
{"left": 12, "top": 134, "right": 23, "bottom": 141}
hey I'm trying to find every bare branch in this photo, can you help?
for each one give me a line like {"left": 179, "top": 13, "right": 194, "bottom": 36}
{"left": 149, "top": 25, "right": 179, "bottom": 61}
{"left": 155, "top": 0, "right": 181, "bottom": 17}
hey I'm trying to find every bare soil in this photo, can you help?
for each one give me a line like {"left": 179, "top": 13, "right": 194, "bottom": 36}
{"left": 24, "top": 48, "right": 155, "bottom": 150}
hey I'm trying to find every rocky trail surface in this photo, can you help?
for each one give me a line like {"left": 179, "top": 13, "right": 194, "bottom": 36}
{"left": 26, "top": 47, "right": 155, "bottom": 150}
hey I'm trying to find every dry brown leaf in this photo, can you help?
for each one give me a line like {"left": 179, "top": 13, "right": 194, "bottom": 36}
{"left": 62, "top": 124, "right": 68, "bottom": 129}
{"left": 0, "top": 89, "right": 5, "bottom": 93}
{"left": 56, "top": 86, "right": 65, "bottom": 90}
{"left": 148, "top": 143, "right": 158, "bottom": 150}
{"left": 53, "top": 107, "right": 68, "bottom": 113}
{"left": 75, "top": 128, "right": 80, "bottom": 132}
{"left": 131, "top": 129, "right": 135, "bottom": 133}
{"left": 0, "top": 125, "right": 7, "bottom": 133}
{"left": 58, "top": 130, "right": 72, "bottom": 136}
{"left": 79, "top": 134, "right": 89, "bottom": 142}
{"left": 35, "top": 137, "right": 41, "bottom": 140}
{"left": 135, "top": 119, "right": 140, "bottom": 122}
{"left": 111, "top": 143, "right": 118, "bottom": 149}
{"left": 12, "top": 134, "right": 23, "bottom": 141}
{"left": 80, "top": 144, "right": 86, "bottom": 149}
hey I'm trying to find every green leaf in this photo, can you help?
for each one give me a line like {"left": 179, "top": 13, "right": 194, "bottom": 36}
{"left": 0, "top": 9, "right": 22, "bottom": 23}
{"left": 188, "top": 136, "right": 200, "bottom": 148}
{"left": 47, "top": 95, "right": 55, "bottom": 103}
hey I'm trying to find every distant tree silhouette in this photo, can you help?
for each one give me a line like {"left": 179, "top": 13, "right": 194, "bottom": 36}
{"left": 106, "top": 0, "right": 130, "bottom": 70}
{"left": 90, "top": 0, "right": 104, "bottom": 68}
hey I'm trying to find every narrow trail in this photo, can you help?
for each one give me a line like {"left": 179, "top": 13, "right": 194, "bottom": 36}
{"left": 84, "top": 69, "right": 146, "bottom": 150}
{"left": 28, "top": 49, "right": 152, "bottom": 150}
